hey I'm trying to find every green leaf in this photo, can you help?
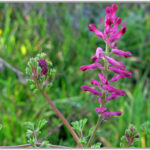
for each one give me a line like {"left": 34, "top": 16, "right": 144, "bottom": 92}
{"left": 26, "top": 129, "right": 33, "bottom": 138}
{"left": 26, "top": 79, "right": 34, "bottom": 85}
{"left": 30, "top": 84, "right": 36, "bottom": 90}
{"left": 91, "top": 142, "right": 102, "bottom": 148}
{"left": 40, "top": 141, "right": 51, "bottom": 148}
{"left": 47, "top": 61, "right": 53, "bottom": 67}
{"left": 37, "top": 67, "right": 42, "bottom": 76}
{"left": 80, "top": 118, "right": 87, "bottom": 129}
{"left": 24, "top": 122, "right": 34, "bottom": 130}
{"left": 37, "top": 119, "right": 47, "bottom": 130}
{"left": 88, "top": 127, "right": 94, "bottom": 137}
{"left": 26, "top": 67, "right": 32, "bottom": 76}
{"left": 79, "top": 137, "right": 87, "bottom": 145}
{"left": 28, "top": 137, "right": 36, "bottom": 145}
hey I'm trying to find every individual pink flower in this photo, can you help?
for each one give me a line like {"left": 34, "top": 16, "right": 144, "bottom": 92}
{"left": 91, "top": 47, "right": 103, "bottom": 62}
{"left": 98, "top": 98, "right": 102, "bottom": 104}
{"left": 102, "top": 111, "right": 122, "bottom": 118}
{"left": 107, "top": 26, "right": 127, "bottom": 43}
{"left": 106, "top": 91, "right": 126, "bottom": 101}
{"left": 98, "top": 73, "right": 108, "bottom": 85}
{"left": 80, "top": 63, "right": 104, "bottom": 71}
{"left": 111, "top": 17, "right": 122, "bottom": 34}
{"left": 81, "top": 85, "right": 102, "bottom": 96}
{"left": 102, "top": 84, "right": 125, "bottom": 95}
{"left": 109, "top": 75, "right": 123, "bottom": 82}
{"left": 110, "top": 42, "right": 117, "bottom": 48}
{"left": 104, "top": 4, "right": 118, "bottom": 36}
{"left": 95, "top": 107, "right": 107, "bottom": 113}
{"left": 90, "top": 80, "right": 100, "bottom": 87}
{"left": 112, "top": 48, "right": 132, "bottom": 58}
{"left": 88, "top": 24, "right": 104, "bottom": 39}
{"left": 108, "top": 67, "right": 132, "bottom": 78}
{"left": 103, "top": 56, "right": 126, "bottom": 70}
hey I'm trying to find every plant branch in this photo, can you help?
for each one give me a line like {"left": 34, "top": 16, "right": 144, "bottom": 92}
{"left": 35, "top": 82, "right": 83, "bottom": 148}
{"left": 0, "top": 143, "right": 70, "bottom": 148}
{"left": 87, "top": 115, "right": 103, "bottom": 147}
{"left": 0, "top": 58, "right": 26, "bottom": 84}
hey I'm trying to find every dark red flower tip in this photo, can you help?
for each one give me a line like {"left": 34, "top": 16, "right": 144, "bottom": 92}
{"left": 117, "top": 17, "right": 122, "bottom": 24}
{"left": 121, "top": 26, "right": 127, "bottom": 34}
{"left": 88, "top": 24, "right": 95, "bottom": 31}
{"left": 37, "top": 58, "right": 48, "bottom": 76}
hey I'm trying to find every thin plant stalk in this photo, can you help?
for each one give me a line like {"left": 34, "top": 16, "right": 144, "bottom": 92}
{"left": 0, "top": 143, "right": 70, "bottom": 148}
{"left": 34, "top": 78, "right": 83, "bottom": 148}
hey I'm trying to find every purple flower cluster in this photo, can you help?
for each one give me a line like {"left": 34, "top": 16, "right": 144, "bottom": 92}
{"left": 80, "top": 4, "right": 132, "bottom": 118}
{"left": 37, "top": 58, "right": 49, "bottom": 76}
{"left": 125, "top": 128, "right": 139, "bottom": 145}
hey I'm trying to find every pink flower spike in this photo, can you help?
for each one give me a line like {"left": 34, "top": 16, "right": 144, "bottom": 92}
{"left": 90, "top": 80, "right": 100, "bottom": 87}
{"left": 91, "top": 47, "right": 103, "bottom": 62}
{"left": 98, "top": 73, "right": 108, "bottom": 85}
{"left": 80, "top": 63, "right": 104, "bottom": 71}
{"left": 112, "top": 49, "right": 132, "bottom": 58}
{"left": 88, "top": 24, "right": 104, "bottom": 39}
{"left": 95, "top": 107, "right": 107, "bottom": 113}
{"left": 81, "top": 85, "right": 103, "bottom": 96}
{"left": 102, "top": 111, "right": 122, "bottom": 118}
{"left": 104, "top": 56, "right": 126, "bottom": 70}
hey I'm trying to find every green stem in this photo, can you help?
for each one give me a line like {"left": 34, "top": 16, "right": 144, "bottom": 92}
{"left": 87, "top": 115, "right": 103, "bottom": 147}
{"left": 86, "top": 43, "right": 109, "bottom": 148}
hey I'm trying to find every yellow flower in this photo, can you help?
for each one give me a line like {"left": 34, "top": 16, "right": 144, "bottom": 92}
{"left": 21, "top": 45, "right": 27, "bottom": 56}
{"left": 0, "top": 29, "right": 2, "bottom": 35}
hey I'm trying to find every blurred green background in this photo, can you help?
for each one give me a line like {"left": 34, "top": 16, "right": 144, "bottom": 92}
{"left": 0, "top": 3, "right": 150, "bottom": 148}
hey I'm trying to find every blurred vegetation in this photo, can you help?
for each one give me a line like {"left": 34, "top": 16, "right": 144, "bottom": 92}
{"left": 0, "top": 3, "right": 150, "bottom": 148}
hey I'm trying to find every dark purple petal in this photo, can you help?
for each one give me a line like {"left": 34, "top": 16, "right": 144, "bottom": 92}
{"left": 125, "top": 133, "right": 130, "bottom": 142}
{"left": 37, "top": 58, "right": 49, "bottom": 76}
